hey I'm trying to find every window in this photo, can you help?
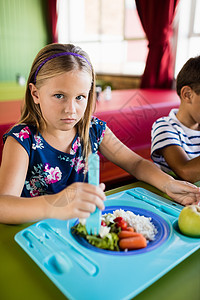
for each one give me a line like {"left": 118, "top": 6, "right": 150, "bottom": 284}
{"left": 57, "top": 0, "right": 148, "bottom": 75}
{"left": 175, "top": 0, "right": 200, "bottom": 76}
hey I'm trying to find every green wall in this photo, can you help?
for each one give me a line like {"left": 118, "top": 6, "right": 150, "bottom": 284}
{"left": 0, "top": 0, "right": 50, "bottom": 82}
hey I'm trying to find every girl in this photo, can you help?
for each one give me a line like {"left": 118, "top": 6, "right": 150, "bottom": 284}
{"left": 0, "top": 43, "right": 199, "bottom": 224}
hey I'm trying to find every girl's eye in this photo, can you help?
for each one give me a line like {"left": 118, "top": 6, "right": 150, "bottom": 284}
{"left": 54, "top": 94, "right": 64, "bottom": 99}
{"left": 76, "top": 95, "right": 85, "bottom": 101}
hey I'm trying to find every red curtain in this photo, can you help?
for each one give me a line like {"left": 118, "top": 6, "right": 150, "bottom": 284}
{"left": 135, "top": 0, "right": 179, "bottom": 89}
{"left": 48, "top": 0, "right": 58, "bottom": 43}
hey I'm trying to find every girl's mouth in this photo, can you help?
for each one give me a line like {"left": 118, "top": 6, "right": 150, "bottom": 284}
{"left": 61, "top": 118, "right": 76, "bottom": 124}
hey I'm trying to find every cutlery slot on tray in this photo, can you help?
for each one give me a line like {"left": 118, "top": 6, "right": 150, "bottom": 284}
{"left": 37, "top": 222, "right": 99, "bottom": 276}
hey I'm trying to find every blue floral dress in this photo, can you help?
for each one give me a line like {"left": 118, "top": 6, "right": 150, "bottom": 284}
{"left": 3, "top": 117, "right": 106, "bottom": 197}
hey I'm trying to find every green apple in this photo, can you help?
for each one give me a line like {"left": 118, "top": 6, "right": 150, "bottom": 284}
{"left": 178, "top": 205, "right": 200, "bottom": 237}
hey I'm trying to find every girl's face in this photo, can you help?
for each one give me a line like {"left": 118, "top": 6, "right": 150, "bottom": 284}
{"left": 30, "top": 70, "right": 92, "bottom": 133}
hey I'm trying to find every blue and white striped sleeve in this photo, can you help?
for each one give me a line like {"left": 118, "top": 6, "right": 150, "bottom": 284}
{"left": 151, "top": 118, "right": 181, "bottom": 157}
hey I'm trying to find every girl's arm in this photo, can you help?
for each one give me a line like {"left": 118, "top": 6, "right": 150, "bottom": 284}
{"left": 0, "top": 182, "right": 105, "bottom": 224}
{"left": 99, "top": 127, "right": 200, "bottom": 205}
{"left": 0, "top": 137, "right": 105, "bottom": 224}
{"left": 0, "top": 137, "right": 29, "bottom": 196}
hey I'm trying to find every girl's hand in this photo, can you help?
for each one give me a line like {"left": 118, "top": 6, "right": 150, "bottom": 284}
{"left": 48, "top": 182, "right": 106, "bottom": 220}
{"left": 164, "top": 180, "right": 200, "bottom": 205}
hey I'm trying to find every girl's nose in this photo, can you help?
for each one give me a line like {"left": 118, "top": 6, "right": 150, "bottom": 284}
{"left": 64, "top": 99, "right": 76, "bottom": 114}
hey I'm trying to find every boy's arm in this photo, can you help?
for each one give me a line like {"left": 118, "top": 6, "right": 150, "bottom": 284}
{"left": 161, "top": 145, "right": 200, "bottom": 183}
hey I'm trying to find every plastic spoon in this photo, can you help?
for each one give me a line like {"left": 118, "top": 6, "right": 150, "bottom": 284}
{"left": 86, "top": 153, "right": 101, "bottom": 235}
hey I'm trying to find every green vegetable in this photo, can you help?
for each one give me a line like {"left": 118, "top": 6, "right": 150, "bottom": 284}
{"left": 110, "top": 222, "right": 121, "bottom": 234}
{"left": 71, "top": 223, "right": 88, "bottom": 237}
{"left": 71, "top": 223, "right": 120, "bottom": 251}
{"left": 86, "top": 233, "right": 119, "bottom": 251}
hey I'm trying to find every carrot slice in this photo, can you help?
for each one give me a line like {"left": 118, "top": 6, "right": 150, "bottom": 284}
{"left": 119, "top": 235, "right": 147, "bottom": 250}
{"left": 122, "top": 227, "right": 134, "bottom": 232}
{"left": 118, "top": 231, "right": 140, "bottom": 239}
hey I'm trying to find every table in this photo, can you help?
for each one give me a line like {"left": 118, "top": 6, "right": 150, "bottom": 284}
{"left": 0, "top": 181, "right": 199, "bottom": 300}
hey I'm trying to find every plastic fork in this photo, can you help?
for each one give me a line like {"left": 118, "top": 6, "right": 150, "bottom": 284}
{"left": 85, "top": 153, "right": 101, "bottom": 235}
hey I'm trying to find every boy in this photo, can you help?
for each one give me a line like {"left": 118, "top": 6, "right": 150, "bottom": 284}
{"left": 151, "top": 56, "right": 200, "bottom": 184}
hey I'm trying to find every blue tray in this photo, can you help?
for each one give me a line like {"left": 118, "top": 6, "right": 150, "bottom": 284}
{"left": 15, "top": 187, "right": 200, "bottom": 300}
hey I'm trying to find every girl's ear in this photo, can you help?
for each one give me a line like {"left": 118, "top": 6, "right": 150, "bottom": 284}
{"left": 180, "top": 86, "right": 193, "bottom": 103}
{"left": 29, "top": 83, "right": 40, "bottom": 104}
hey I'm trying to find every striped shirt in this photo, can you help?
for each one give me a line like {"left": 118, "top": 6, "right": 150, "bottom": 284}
{"left": 151, "top": 109, "right": 200, "bottom": 173}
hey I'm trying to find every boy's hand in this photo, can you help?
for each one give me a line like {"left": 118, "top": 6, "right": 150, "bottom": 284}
{"left": 164, "top": 180, "right": 200, "bottom": 205}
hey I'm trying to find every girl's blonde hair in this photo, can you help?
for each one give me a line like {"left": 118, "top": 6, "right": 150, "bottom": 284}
{"left": 20, "top": 43, "right": 96, "bottom": 161}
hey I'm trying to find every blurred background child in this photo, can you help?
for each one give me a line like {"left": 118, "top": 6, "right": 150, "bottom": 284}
{"left": 151, "top": 56, "right": 200, "bottom": 185}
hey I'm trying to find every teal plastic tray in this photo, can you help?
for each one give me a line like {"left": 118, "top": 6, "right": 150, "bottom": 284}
{"left": 15, "top": 188, "right": 200, "bottom": 300}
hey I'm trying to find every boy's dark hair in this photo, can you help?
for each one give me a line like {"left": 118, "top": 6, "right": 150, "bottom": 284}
{"left": 176, "top": 55, "right": 200, "bottom": 96}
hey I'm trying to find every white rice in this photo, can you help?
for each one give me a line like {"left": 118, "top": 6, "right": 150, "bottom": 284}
{"left": 113, "top": 209, "right": 157, "bottom": 241}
